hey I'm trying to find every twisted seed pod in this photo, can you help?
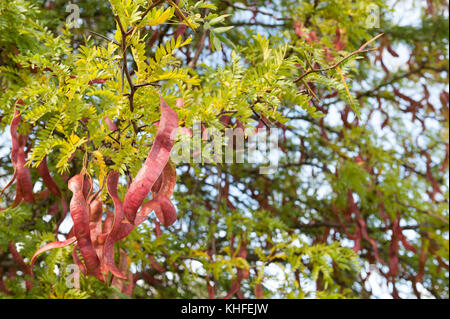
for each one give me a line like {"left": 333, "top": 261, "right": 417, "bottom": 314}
{"left": 37, "top": 156, "right": 62, "bottom": 198}
{"left": 89, "top": 198, "right": 104, "bottom": 261}
{"left": 123, "top": 97, "right": 178, "bottom": 223}
{"left": 103, "top": 171, "right": 129, "bottom": 279}
{"left": 2, "top": 101, "right": 34, "bottom": 205}
{"left": 68, "top": 174, "right": 103, "bottom": 281}
{"left": 135, "top": 162, "right": 178, "bottom": 227}
{"left": 31, "top": 237, "right": 76, "bottom": 269}
{"left": 15, "top": 135, "right": 34, "bottom": 204}
{"left": 9, "top": 241, "right": 33, "bottom": 290}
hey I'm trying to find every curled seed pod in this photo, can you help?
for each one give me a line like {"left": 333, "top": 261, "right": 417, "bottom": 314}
{"left": 103, "top": 171, "right": 128, "bottom": 280}
{"left": 9, "top": 242, "right": 33, "bottom": 290}
{"left": 68, "top": 174, "right": 103, "bottom": 281}
{"left": 31, "top": 237, "right": 76, "bottom": 269}
{"left": 2, "top": 103, "right": 34, "bottom": 205}
{"left": 0, "top": 107, "right": 21, "bottom": 196}
{"left": 134, "top": 199, "right": 160, "bottom": 226}
{"left": 153, "top": 219, "right": 162, "bottom": 238}
{"left": 156, "top": 161, "right": 177, "bottom": 198}
{"left": 136, "top": 162, "right": 178, "bottom": 227}
{"left": 0, "top": 269, "right": 12, "bottom": 295}
{"left": 111, "top": 248, "right": 133, "bottom": 297}
{"left": 88, "top": 78, "right": 108, "bottom": 85}
{"left": 37, "top": 156, "right": 68, "bottom": 232}
{"left": 89, "top": 198, "right": 104, "bottom": 260}
{"left": 148, "top": 255, "right": 165, "bottom": 273}
{"left": 15, "top": 135, "right": 34, "bottom": 204}
{"left": 104, "top": 116, "right": 118, "bottom": 132}
{"left": 154, "top": 161, "right": 178, "bottom": 227}
{"left": 37, "top": 156, "right": 62, "bottom": 198}
{"left": 348, "top": 190, "right": 384, "bottom": 264}
{"left": 123, "top": 97, "right": 178, "bottom": 223}
{"left": 102, "top": 210, "right": 114, "bottom": 236}
{"left": 154, "top": 196, "right": 177, "bottom": 227}
{"left": 72, "top": 243, "right": 87, "bottom": 276}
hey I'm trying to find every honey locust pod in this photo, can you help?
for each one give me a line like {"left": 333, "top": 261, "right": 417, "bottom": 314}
{"left": 68, "top": 174, "right": 104, "bottom": 281}
{"left": 2, "top": 101, "right": 34, "bottom": 206}
{"left": 103, "top": 171, "right": 129, "bottom": 280}
{"left": 31, "top": 237, "right": 77, "bottom": 269}
{"left": 122, "top": 97, "right": 178, "bottom": 223}
{"left": 135, "top": 161, "right": 178, "bottom": 227}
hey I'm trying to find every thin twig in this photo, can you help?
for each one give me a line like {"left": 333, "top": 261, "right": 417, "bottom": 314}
{"left": 217, "top": 110, "right": 238, "bottom": 117}
{"left": 250, "top": 106, "right": 270, "bottom": 129}
{"left": 218, "top": 0, "right": 288, "bottom": 21}
{"left": 294, "top": 48, "right": 377, "bottom": 83}
{"left": 134, "top": 82, "right": 161, "bottom": 89}
{"left": 87, "top": 30, "right": 119, "bottom": 46}
{"left": 187, "top": 27, "right": 208, "bottom": 68}
{"left": 115, "top": 15, "right": 134, "bottom": 90}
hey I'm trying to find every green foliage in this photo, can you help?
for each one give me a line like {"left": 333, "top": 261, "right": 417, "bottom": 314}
{"left": 0, "top": 0, "right": 448, "bottom": 299}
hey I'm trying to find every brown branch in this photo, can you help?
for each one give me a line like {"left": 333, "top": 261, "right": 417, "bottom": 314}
{"left": 187, "top": 27, "right": 208, "bottom": 69}
{"left": 357, "top": 66, "right": 448, "bottom": 98}
{"left": 134, "top": 82, "right": 161, "bottom": 89}
{"left": 218, "top": 0, "right": 288, "bottom": 21}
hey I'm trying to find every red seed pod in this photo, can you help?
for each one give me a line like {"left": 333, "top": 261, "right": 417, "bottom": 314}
{"left": 37, "top": 156, "right": 62, "bottom": 198}
{"left": 9, "top": 242, "right": 33, "bottom": 290}
{"left": 72, "top": 243, "right": 87, "bottom": 276}
{"left": 148, "top": 255, "right": 165, "bottom": 273}
{"left": 156, "top": 162, "right": 177, "bottom": 198}
{"left": 2, "top": 104, "right": 34, "bottom": 205}
{"left": 334, "top": 27, "right": 345, "bottom": 51}
{"left": 154, "top": 196, "right": 177, "bottom": 227}
{"left": 348, "top": 190, "right": 384, "bottom": 264}
{"left": 134, "top": 199, "right": 160, "bottom": 226}
{"left": 174, "top": 24, "right": 187, "bottom": 39}
{"left": 254, "top": 283, "right": 263, "bottom": 299}
{"left": 68, "top": 174, "right": 103, "bottom": 281}
{"left": 102, "top": 210, "right": 114, "bottom": 236}
{"left": 89, "top": 198, "right": 104, "bottom": 261}
{"left": 10, "top": 102, "right": 23, "bottom": 163}
{"left": 400, "top": 233, "right": 417, "bottom": 253}
{"left": 37, "top": 156, "right": 68, "bottom": 232}
{"left": 388, "top": 217, "right": 401, "bottom": 277}
{"left": 31, "top": 236, "right": 76, "bottom": 269}
{"left": 415, "top": 241, "right": 428, "bottom": 283}
{"left": 123, "top": 97, "right": 178, "bottom": 223}
{"left": 103, "top": 171, "right": 129, "bottom": 279}
{"left": 82, "top": 175, "right": 93, "bottom": 199}
{"left": 151, "top": 175, "right": 163, "bottom": 194}
{"left": 153, "top": 219, "right": 162, "bottom": 238}
{"left": 0, "top": 269, "right": 12, "bottom": 295}
{"left": 88, "top": 78, "right": 108, "bottom": 85}
{"left": 137, "top": 162, "right": 178, "bottom": 227}
{"left": 104, "top": 116, "right": 118, "bottom": 132}
{"left": 48, "top": 201, "right": 60, "bottom": 216}
{"left": 111, "top": 248, "right": 134, "bottom": 297}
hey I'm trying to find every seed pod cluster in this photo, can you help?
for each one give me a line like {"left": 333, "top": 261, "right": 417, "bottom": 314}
{"left": 27, "top": 97, "right": 179, "bottom": 294}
